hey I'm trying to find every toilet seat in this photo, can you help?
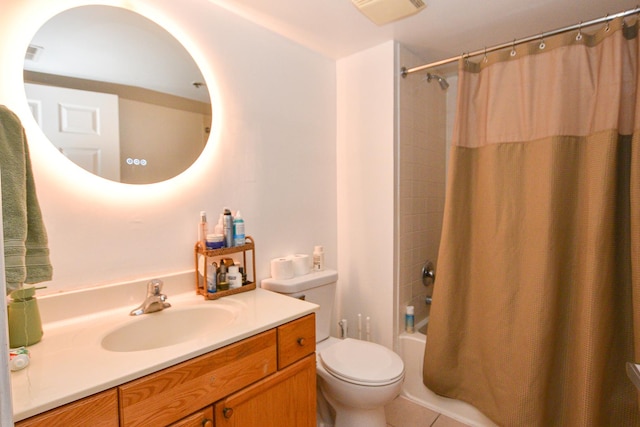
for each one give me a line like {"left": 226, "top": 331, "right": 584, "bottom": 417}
{"left": 319, "top": 338, "right": 404, "bottom": 386}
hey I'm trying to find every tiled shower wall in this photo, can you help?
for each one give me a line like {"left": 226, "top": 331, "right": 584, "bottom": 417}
{"left": 397, "top": 46, "right": 452, "bottom": 335}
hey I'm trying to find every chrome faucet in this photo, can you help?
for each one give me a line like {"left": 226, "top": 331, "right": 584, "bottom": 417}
{"left": 130, "top": 279, "right": 171, "bottom": 316}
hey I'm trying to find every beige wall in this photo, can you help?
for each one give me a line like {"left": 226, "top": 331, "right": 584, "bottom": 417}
{"left": 397, "top": 46, "right": 449, "bottom": 334}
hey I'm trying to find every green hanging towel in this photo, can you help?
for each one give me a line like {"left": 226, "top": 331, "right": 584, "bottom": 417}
{"left": 0, "top": 105, "right": 52, "bottom": 293}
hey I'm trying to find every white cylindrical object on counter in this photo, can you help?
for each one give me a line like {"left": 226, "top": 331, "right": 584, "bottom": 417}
{"left": 270, "top": 258, "right": 294, "bottom": 280}
{"left": 289, "top": 254, "right": 310, "bottom": 276}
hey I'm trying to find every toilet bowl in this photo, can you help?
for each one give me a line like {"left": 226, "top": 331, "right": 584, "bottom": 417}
{"left": 316, "top": 337, "right": 404, "bottom": 427}
{"left": 261, "top": 270, "right": 405, "bottom": 427}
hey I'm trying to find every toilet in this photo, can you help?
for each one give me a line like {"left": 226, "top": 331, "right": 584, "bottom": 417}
{"left": 262, "top": 269, "right": 404, "bottom": 427}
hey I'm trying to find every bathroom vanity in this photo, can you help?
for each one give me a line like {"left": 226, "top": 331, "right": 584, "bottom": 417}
{"left": 11, "top": 277, "right": 317, "bottom": 426}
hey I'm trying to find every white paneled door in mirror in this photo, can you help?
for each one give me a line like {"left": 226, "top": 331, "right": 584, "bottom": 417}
{"left": 25, "top": 83, "right": 120, "bottom": 181}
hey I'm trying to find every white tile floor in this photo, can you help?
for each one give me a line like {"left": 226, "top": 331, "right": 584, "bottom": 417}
{"left": 386, "top": 396, "right": 472, "bottom": 427}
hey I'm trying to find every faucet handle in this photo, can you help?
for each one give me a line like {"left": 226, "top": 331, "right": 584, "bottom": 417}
{"left": 147, "top": 279, "right": 164, "bottom": 295}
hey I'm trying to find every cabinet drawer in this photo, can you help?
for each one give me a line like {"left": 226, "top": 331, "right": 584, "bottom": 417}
{"left": 16, "top": 389, "right": 118, "bottom": 427}
{"left": 277, "top": 313, "right": 315, "bottom": 369}
{"left": 119, "top": 329, "right": 277, "bottom": 427}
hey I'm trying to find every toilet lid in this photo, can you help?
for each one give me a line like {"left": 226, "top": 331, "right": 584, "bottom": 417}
{"left": 319, "top": 338, "right": 404, "bottom": 385}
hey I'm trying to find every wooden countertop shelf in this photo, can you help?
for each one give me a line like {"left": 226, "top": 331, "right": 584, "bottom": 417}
{"left": 194, "top": 236, "right": 256, "bottom": 300}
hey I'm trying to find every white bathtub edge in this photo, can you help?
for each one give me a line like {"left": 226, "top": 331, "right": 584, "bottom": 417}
{"left": 398, "top": 331, "right": 497, "bottom": 427}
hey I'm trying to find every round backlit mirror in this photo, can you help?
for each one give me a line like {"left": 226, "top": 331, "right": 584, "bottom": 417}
{"left": 23, "top": 5, "right": 212, "bottom": 184}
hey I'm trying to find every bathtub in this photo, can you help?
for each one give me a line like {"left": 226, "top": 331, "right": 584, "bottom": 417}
{"left": 398, "top": 319, "right": 498, "bottom": 427}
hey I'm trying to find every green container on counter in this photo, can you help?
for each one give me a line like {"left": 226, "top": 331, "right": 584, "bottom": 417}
{"left": 7, "top": 286, "right": 43, "bottom": 348}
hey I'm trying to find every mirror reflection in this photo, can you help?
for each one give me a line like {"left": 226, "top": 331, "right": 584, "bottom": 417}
{"left": 23, "top": 5, "right": 212, "bottom": 184}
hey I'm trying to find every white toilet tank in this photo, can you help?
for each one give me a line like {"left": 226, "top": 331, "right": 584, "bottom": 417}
{"left": 261, "top": 269, "right": 338, "bottom": 342}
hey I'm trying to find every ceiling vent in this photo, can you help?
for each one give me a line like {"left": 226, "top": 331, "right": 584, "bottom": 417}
{"left": 25, "top": 44, "right": 44, "bottom": 62}
{"left": 351, "top": 0, "right": 426, "bottom": 25}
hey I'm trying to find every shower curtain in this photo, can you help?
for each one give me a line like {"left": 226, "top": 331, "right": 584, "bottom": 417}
{"left": 423, "top": 17, "right": 640, "bottom": 426}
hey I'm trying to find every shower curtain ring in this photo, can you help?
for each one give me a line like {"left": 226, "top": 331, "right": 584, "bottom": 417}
{"left": 483, "top": 47, "right": 488, "bottom": 63}
{"left": 539, "top": 33, "right": 546, "bottom": 50}
{"left": 576, "top": 22, "right": 583, "bottom": 41}
{"left": 605, "top": 14, "right": 610, "bottom": 32}
{"left": 510, "top": 39, "right": 517, "bottom": 57}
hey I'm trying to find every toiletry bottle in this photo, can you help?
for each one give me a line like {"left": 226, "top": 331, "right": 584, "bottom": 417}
{"left": 217, "top": 263, "right": 229, "bottom": 291}
{"left": 313, "top": 245, "right": 325, "bottom": 271}
{"left": 214, "top": 214, "right": 224, "bottom": 235}
{"left": 228, "top": 265, "right": 242, "bottom": 289}
{"left": 405, "top": 306, "right": 415, "bottom": 333}
{"left": 223, "top": 208, "right": 233, "bottom": 247}
{"left": 206, "top": 261, "right": 218, "bottom": 294}
{"left": 198, "top": 211, "right": 208, "bottom": 248}
{"left": 233, "top": 211, "right": 245, "bottom": 246}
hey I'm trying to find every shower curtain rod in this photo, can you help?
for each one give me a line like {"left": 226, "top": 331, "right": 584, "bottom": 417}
{"left": 401, "top": 6, "right": 640, "bottom": 77}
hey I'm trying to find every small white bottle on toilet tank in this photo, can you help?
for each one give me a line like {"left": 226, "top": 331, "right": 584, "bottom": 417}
{"left": 313, "top": 246, "right": 324, "bottom": 271}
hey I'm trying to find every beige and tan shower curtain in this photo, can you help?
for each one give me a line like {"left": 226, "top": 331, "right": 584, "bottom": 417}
{"left": 424, "top": 17, "right": 640, "bottom": 426}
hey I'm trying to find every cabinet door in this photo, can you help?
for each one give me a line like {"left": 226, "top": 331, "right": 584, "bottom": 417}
{"left": 16, "top": 389, "right": 118, "bottom": 427}
{"left": 215, "top": 354, "right": 316, "bottom": 427}
{"left": 169, "top": 406, "right": 214, "bottom": 427}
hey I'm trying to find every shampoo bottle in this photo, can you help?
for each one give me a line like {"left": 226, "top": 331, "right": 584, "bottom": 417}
{"left": 233, "top": 211, "right": 245, "bottom": 246}
{"left": 405, "top": 306, "right": 415, "bottom": 333}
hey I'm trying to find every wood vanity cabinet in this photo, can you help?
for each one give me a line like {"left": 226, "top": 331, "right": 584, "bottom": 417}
{"left": 15, "top": 389, "right": 119, "bottom": 427}
{"left": 15, "top": 313, "right": 315, "bottom": 427}
{"left": 120, "top": 313, "right": 316, "bottom": 426}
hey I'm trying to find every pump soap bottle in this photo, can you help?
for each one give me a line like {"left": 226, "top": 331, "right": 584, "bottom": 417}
{"left": 8, "top": 286, "right": 44, "bottom": 347}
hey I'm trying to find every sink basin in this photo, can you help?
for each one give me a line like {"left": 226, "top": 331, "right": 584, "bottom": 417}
{"left": 101, "top": 305, "right": 238, "bottom": 352}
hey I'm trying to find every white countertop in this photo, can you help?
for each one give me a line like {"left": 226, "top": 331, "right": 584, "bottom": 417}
{"left": 11, "top": 273, "right": 318, "bottom": 421}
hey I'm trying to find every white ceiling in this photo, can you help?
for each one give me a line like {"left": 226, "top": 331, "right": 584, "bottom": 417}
{"left": 24, "top": 0, "right": 638, "bottom": 100}
{"left": 211, "top": 0, "right": 638, "bottom": 64}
